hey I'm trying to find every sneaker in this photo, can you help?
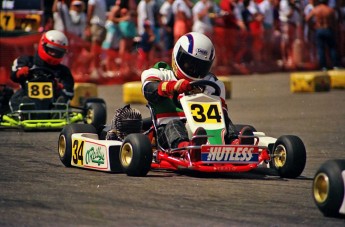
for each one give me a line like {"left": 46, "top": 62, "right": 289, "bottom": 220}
{"left": 239, "top": 126, "right": 255, "bottom": 145}
{"left": 192, "top": 127, "right": 208, "bottom": 146}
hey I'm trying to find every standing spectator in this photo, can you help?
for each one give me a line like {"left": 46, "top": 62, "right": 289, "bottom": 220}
{"left": 118, "top": 8, "right": 137, "bottom": 73}
{"left": 303, "top": 0, "right": 316, "bottom": 63}
{"left": 219, "top": 0, "right": 246, "bottom": 30}
{"left": 40, "top": 0, "right": 54, "bottom": 32}
{"left": 215, "top": 0, "right": 253, "bottom": 74}
{"left": 259, "top": 0, "right": 275, "bottom": 63}
{"left": 192, "top": 0, "right": 214, "bottom": 38}
{"left": 340, "top": 0, "right": 345, "bottom": 65}
{"left": 303, "top": 0, "right": 315, "bottom": 41}
{"left": 172, "top": 0, "right": 193, "bottom": 42}
{"left": 306, "top": 0, "right": 340, "bottom": 70}
{"left": 137, "top": 20, "right": 156, "bottom": 72}
{"left": 84, "top": 0, "right": 107, "bottom": 78}
{"left": 160, "top": 0, "right": 175, "bottom": 55}
{"left": 102, "top": 3, "right": 122, "bottom": 73}
{"left": 137, "top": 0, "right": 159, "bottom": 36}
{"left": 137, "top": 0, "right": 161, "bottom": 58}
{"left": 52, "top": 0, "right": 86, "bottom": 37}
{"left": 247, "top": 0, "right": 264, "bottom": 65}
{"left": 279, "top": 0, "right": 298, "bottom": 68}
{"left": 52, "top": 0, "right": 70, "bottom": 32}
{"left": 68, "top": 0, "right": 87, "bottom": 38}
{"left": 116, "top": 0, "right": 138, "bottom": 10}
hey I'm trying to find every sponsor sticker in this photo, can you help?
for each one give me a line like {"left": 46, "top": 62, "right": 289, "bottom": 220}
{"left": 201, "top": 145, "right": 259, "bottom": 163}
{"left": 85, "top": 146, "right": 105, "bottom": 167}
{"left": 71, "top": 138, "right": 108, "bottom": 169}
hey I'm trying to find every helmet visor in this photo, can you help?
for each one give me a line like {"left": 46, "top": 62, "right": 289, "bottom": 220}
{"left": 176, "top": 46, "right": 213, "bottom": 79}
{"left": 43, "top": 43, "right": 66, "bottom": 58}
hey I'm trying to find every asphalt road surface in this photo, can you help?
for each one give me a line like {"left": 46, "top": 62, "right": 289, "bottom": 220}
{"left": 1, "top": 73, "right": 344, "bottom": 226}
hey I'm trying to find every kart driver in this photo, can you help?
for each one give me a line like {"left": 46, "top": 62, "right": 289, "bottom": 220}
{"left": 141, "top": 32, "right": 240, "bottom": 150}
{"left": 10, "top": 30, "right": 74, "bottom": 111}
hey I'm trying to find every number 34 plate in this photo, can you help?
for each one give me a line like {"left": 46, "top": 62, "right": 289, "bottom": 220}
{"left": 28, "top": 82, "right": 53, "bottom": 99}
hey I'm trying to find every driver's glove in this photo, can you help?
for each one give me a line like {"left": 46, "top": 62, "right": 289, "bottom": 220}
{"left": 158, "top": 79, "right": 191, "bottom": 97}
{"left": 16, "top": 66, "right": 30, "bottom": 78}
{"left": 55, "top": 79, "right": 64, "bottom": 90}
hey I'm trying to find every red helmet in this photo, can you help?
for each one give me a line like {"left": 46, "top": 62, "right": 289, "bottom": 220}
{"left": 38, "top": 30, "right": 68, "bottom": 65}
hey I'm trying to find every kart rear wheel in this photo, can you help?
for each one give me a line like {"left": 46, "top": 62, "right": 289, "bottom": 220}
{"left": 84, "top": 102, "right": 107, "bottom": 130}
{"left": 313, "top": 159, "right": 345, "bottom": 217}
{"left": 58, "top": 123, "right": 97, "bottom": 167}
{"left": 271, "top": 135, "right": 306, "bottom": 178}
{"left": 84, "top": 97, "right": 106, "bottom": 105}
{"left": 119, "top": 133, "right": 152, "bottom": 177}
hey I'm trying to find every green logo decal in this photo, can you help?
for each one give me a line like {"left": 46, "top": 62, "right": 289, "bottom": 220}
{"left": 86, "top": 147, "right": 105, "bottom": 166}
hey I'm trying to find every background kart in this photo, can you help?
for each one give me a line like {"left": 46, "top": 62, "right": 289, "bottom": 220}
{"left": 58, "top": 80, "right": 307, "bottom": 179}
{"left": 0, "top": 67, "right": 106, "bottom": 130}
{"left": 312, "top": 159, "right": 345, "bottom": 218}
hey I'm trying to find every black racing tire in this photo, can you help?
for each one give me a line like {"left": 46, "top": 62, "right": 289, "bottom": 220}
{"left": 119, "top": 133, "right": 152, "bottom": 177}
{"left": 271, "top": 135, "right": 306, "bottom": 178}
{"left": 84, "top": 102, "right": 107, "bottom": 130}
{"left": 84, "top": 97, "right": 106, "bottom": 105}
{"left": 313, "top": 159, "right": 345, "bottom": 217}
{"left": 58, "top": 123, "right": 97, "bottom": 167}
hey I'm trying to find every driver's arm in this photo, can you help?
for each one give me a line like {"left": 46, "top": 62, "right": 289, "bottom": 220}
{"left": 10, "top": 56, "right": 34, "bottom": 84}
{"left": 142, "top": 80, "right": 164, "bottom": 103}
{"left": 141, "top": 68, "right": 191, "bottom": 102}
{"left": 57, "top": 66, "right": 74, "bottom": 100}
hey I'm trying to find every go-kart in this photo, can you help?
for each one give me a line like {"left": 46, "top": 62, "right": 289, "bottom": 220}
{"left": 0, "top": 66, "right": 106, "bottom": 130}
{"left": 58, "top": 80, "right": 306, "bottom": 179}
{"left": 312, "top": 159, "right": 345, "bottom": 217}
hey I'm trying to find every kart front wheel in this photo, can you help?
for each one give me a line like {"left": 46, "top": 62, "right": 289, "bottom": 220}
{"left": 119, "top": 133, "right": 152, "bottom": 177}
{"left": 58, "top": 123, "right": 97, "bottom": 167}
{"left": 271, "top": 135, "right": 306, "bottom": 178}
{"left": 313, "top": 159, "right": 345, "bottom": 217}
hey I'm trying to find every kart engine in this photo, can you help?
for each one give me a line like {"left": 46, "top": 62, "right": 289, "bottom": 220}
{"left": 106, "top": 104, "right": 142, "bottom": 140}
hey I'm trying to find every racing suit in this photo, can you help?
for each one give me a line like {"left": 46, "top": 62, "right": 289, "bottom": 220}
{"left": 141, "top": 61, "right": 238, "bottom": 149}
{"left": 10, "top": 53, "right": 74, "bottom": 111}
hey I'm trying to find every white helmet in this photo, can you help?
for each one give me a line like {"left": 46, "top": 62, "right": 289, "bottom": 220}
{"left": 172, "top": 32, "right": 215, "bottom": 81}
{"left": 38, "top": 30, "right": 69, "bottom": 65}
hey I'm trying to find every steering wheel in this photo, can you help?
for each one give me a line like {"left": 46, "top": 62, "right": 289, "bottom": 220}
{"left": 29, "top": 66, "right": 57, "bottom": 80}
{"left": 173, "top": 80, "right": 221, "bottom": 108}
{"left": 189, "top": 80, "right": 221, "bottom": 96}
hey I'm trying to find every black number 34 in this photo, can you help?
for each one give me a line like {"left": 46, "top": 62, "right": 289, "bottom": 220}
{"left": 72, "top": 140, "right": 84, "bottom": 165}
{"left": 190, "top": 104, "right": 222, "bottom": 123}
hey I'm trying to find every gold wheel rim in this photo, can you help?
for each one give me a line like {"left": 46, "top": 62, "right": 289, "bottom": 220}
{"left": 86, "top": 109, "right": 94, "bottom": 124}
{"left": 121, "top": 143, "right": 133, "bottom": 168}
{"left": 313, "top": 173, "right": 329, "bottom": 204}
{"left": 273, "top": 145, "right": 287, "bottom": 167}
{"left": 58, "top": 135, "right": 66, "bottom": 158}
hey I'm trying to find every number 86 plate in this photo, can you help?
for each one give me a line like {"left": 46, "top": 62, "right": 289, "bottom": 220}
{"left": 28, "top": 82, "right": 53, "bottom": 99}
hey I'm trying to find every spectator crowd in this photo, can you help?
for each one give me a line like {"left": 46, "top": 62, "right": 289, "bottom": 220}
{"left": 43, "top": 0, "right": 344, "bottom": 79}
